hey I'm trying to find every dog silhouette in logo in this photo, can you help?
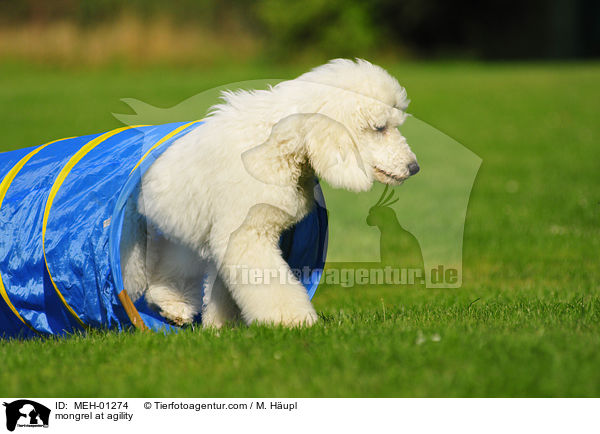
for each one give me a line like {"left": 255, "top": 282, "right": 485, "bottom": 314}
{"left": 366, "top": 185, "right": 424, "bottom": 273}
{"left": 3, "top": 400, "right": 50, "bottom": 431}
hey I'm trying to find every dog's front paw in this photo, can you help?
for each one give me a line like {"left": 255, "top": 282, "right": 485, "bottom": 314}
{"left": 288, "top": 309, "right": 319, "bottom": 327}
{"left": 157, "top": 301, "right": 197, "bottom": 326}
{"left": 146, "top": 284, "right": 200, "bottom": 326}
{"left": 251, "top": 305, "right": 319, "bottom": 328}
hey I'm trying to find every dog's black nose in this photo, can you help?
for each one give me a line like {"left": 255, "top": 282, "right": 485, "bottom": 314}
{"left": 408, "top": 162, "right": 420, "bottom": 175}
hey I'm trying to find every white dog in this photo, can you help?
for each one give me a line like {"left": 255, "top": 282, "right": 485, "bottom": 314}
{"left": 121, "top": 58, "right": 419, "bottom": 327}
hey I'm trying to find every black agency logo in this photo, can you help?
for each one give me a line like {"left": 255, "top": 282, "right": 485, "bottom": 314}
{"left": 3, "top": 400, "right": 50, "bottom": 431}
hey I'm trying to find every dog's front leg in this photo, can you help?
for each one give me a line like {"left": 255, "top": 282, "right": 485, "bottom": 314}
{"left": 215, "top": 210, "right": 318, "bottom": 327}
{"left": 144, "top": 230, "right": 205, "bottom": 326}
{"left": 220, "top": 244, "right": 318, "bottom": 327}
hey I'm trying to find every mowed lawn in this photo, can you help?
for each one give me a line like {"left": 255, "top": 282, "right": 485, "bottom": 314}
{"left": 0, "top": 61, "right": 598, "bottom": 397}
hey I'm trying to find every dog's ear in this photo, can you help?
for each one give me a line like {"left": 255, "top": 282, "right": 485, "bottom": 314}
{"left": 304, "top": 114, "right": 372, "bottom": 192}
{"left": 241, "top": 115, "right": 305, "bottom": 186}
{"left": 242, "top": 114, "right": 373, "bottom": 191}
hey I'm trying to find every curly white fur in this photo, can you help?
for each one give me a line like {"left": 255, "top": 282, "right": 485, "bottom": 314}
{"left": 121, "top": 58, "right": 418, "bottom": 327}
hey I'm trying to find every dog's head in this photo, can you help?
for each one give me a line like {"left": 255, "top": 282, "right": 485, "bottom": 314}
{"left": 242, "top": 59, "right": 418, "bottom": 192}
{"left": 293, "top": 59, "right": 419, "bottom": 191}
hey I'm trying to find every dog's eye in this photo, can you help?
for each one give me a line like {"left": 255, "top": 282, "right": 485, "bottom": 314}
{"left": 375, "top": 125, "right": 387, "bottom": 133}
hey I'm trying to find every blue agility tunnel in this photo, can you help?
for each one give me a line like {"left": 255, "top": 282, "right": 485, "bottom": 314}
{"left": 0, "top": 121, "right": 328, "bottom": 338}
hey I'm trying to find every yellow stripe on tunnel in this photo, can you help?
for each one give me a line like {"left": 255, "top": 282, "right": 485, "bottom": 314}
{"left": 42, "top": 125, "right": 146, "bottom": 328}
{"left": 129, "top": 120, "right": 202, "bottom": 175}
{"left": 0, "top": 137, "right": 74, "bottom": 334}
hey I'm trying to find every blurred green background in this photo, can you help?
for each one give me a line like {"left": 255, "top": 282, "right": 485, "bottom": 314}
{"left": 0, "top": 1, "right": 599, "bottom": 397}
{"left": 0, "top": 0, "right": 598, "bottom": 67}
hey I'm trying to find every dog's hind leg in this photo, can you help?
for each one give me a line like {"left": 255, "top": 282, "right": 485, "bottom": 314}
{"left": 201, "top": 265, "right": 241, "bottom": 328}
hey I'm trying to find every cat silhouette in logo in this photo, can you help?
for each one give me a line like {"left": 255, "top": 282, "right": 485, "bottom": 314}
{"left": 366, "top": 185, "right": 424, "bottom": 274}
{"left": 3, "top": 400, "right": 50, "bottom": 431}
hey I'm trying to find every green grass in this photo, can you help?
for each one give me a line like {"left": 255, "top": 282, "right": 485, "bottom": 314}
{"left": 0, "top": 60, "right": 599, "bottom": 397}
